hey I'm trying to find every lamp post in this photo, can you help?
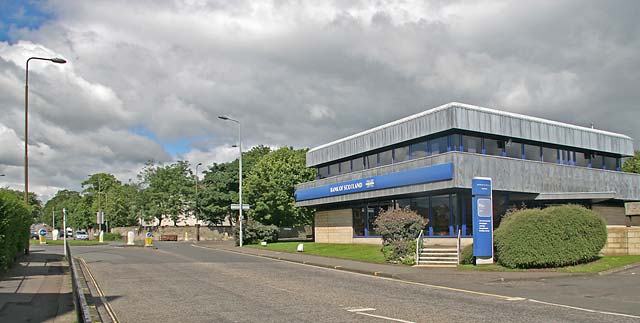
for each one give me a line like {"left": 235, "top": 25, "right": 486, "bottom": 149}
{"left": 25, "top": 57, "right": 66, "bottom": 204}
{"left": 195, "top": 162, "right": 202, "bottom": 241}
{"left": 218, "top": 115, "right": 243, "bottom": 247}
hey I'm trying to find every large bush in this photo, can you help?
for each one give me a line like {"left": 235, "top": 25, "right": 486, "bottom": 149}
{"left": 374, "top": 208, "right": 426, "bottom": 264}
{"left": 0, "top": 191, "right": 31, "bottom": 272}
{"left": 494, "top": 205, "right": 607, "bottom": 268}
{"left": 234, "top": 220, "right": 279, "bottom": 245}
{"left": 460, "top": 243, "right": 474, "bottom": 265}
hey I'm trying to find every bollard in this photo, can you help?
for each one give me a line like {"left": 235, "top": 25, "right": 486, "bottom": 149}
{"left": 144, "top": 232, "right": 153, "bottom": 247}
{"left": 297, "top": 243, "right": 304, "bottom": 252}
{"left": 99, "top": 231, "right": 104, "bottom": 243}
{"left": 39, "top": 235, "right": 47, "bottom": 245}
{"left": 52, "top": 229, "right": 59, "bottom": 241}
{"left": 184, "top": 232, "right": 189, "bottom": 241}
{"left": 127, "top": 231, "right": 135, "bottom": 245}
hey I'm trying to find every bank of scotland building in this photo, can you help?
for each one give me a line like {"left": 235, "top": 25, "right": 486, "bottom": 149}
{"left": 295, "top": 102, "right": 640, "bottom": 245}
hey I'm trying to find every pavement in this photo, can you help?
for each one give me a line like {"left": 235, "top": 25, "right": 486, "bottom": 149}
{"left": 0, "top": 245, "right": 76, "bottom": 323}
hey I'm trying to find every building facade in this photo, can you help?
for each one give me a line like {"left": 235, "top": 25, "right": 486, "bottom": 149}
{"left": 294, "top": 102, "right": 640, "bottom": 245}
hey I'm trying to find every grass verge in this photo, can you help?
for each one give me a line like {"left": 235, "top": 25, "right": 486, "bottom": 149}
{"left": 29, "top": 239, "right": 106, "bottom": 246}
{"left": 247, "top": 242, "right": 386, "bottom": 264}
{"left": 458, "top": 255, "right": 640, "bottom": 273}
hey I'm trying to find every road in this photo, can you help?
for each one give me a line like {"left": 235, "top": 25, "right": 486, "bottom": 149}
{"left": 73, "top": 243, "right": 639, "bottom": 323}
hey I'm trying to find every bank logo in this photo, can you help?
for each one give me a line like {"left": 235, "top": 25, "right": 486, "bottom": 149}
{"left": 365, "top": 179, "right": 375, "bottom": 188}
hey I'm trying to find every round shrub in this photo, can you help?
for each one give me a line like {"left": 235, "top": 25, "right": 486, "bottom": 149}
{"left": 374, "top": 208, "right": 426, "bottom": 264}
{"left": 494, "top": 205, "right": 607, "bottom": 268}
{"left": 374, "top": 208, "right": 426, "bottom": 242}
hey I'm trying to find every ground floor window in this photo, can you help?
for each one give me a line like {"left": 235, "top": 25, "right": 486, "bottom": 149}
{"left": 350, "top": 191, "right": 516, "bottom": 238}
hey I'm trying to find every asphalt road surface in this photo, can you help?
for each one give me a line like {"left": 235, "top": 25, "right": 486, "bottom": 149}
{"left": 73, "top": 243, "right": 640, "bottom": 323}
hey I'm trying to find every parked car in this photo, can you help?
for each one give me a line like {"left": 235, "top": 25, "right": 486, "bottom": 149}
{"left": 30, "top": 232, "right": 39, "bottom": 240}
{"left": 59, "top": 229, "right": 73, "bottom": 238}
{"left": 75, "top": 231, "right": 89, "bottom": 240}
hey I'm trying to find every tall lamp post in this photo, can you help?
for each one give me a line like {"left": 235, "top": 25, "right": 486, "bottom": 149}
{"left": 25, "top": 56, "right": 66, "bottom": 255}
{"left": 195, "top": 162, "right": 202, "bottom": 241}
{"left": 218, "top": 115, "right": 243, "bottom": 247}
{"left": 25, "top": 57, "right": 66, "bottom": 203}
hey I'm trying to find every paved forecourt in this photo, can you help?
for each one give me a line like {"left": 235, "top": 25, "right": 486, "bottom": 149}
{"left": 72, "top": 242, "right": 639, "bottom": 323}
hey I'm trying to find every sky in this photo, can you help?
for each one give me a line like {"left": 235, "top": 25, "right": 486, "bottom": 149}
{"left": 1, "top": 0, "right": 639, "bottom": 201}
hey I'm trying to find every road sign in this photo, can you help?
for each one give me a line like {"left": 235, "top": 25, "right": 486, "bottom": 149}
{"left": 230, "top": 204, "right": 250, "bottom": 210}
{"left": 39, "top": 229, "right": 47, "bottom": 236}
{"left": 96, "top": 211, "right": 104, "bottom": 224}
{"left": 146, "top": 232, "right": 153, "bottom": 238}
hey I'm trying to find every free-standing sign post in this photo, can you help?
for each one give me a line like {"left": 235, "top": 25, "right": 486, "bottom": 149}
{"left": 472, "top": 177, "right": 494, "bottom": 265}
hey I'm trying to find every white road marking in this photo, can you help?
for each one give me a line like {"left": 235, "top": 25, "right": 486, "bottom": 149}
{"left": 528, "top": 299, "right": 640, "bottom": 319}
{"left": 346, "top": 308, "right": 376, "bottom": 312}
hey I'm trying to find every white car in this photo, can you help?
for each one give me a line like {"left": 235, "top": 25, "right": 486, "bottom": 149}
{"left": 75, "top": 231, "right": 89, "bottom": 240}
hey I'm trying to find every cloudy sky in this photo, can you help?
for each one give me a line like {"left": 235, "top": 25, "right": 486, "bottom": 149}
{"left": 1, "top": 0, "right": 639, "bottom": 201}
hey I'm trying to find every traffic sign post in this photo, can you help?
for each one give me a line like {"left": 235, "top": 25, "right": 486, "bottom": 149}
{"left": 145, "top": 232, "right": 153, "bottom": 247}
{"left": 39, "top": 228, "right": 47, "bottom": 245}
{"left": 230, "top": 204, "right": 250, "bottom": 247}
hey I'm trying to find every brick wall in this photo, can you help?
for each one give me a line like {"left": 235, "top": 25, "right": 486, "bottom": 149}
{"left": 601, "top": 226, "right": 640, "bottom": 255}
{"left": 314, "top": 209, "right": 353, "bottom": 243}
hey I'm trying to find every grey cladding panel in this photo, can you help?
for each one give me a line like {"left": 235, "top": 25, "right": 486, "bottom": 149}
{"left": 307, "top": 103, "right": 634, "bottom": 167}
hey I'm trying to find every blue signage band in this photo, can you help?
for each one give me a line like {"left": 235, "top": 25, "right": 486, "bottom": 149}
{"left": 295, "top": 163, "right": 454, "bottom": 201}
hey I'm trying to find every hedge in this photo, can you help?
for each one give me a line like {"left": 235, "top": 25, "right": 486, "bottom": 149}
{"left": 460, "top": 243, "right": 474, "bottom": 265}
{"left": 234, "top": 221, "right": 279, "bottom": 245}
{"left": 0, "top": 191, "right": 31, "bottom": 272}
{"left": 494, "top": 205, "right": 607, "bottom": 268}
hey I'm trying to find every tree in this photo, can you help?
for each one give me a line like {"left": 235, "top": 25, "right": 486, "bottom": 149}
{"left": 622, "top": 151, "right": 640, "bottom": 174}
{"left": 43, "top": 190, "right": 90, "bottom": 230}
{"left": 244, "top": 147, "right": 316, "bottom": 227}
{"left": 199, "top": 145, "right": 271, "bottom": 226}
{"left": 1, "top": 189, "right": 42, "bottom": 223}
{"left": 139, "top": 161, "right": 194, "bottom": 226}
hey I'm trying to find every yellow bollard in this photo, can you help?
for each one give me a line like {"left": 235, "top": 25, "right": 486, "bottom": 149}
{"left": 144, "top": 232, "right": 153, "bottom": 247}
{"left": 184, "top": 232, "right": 189, "bottom": 241}
{"left": 39, "top": 235, "right": 46, "bottom": 245}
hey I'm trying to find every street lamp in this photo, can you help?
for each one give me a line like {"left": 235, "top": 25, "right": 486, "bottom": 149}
{"left": 195, "top": 162, "right": 202, "bottom": 241}
{"left": 25, "top": 56, "right": 66, "bottom": 203}
{"left": 218, "top": 115, "right": 243, "bottom": 247}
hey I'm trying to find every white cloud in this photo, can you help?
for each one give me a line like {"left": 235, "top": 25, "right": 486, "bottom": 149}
{"left": 1, "top": 0, "right": 640, "bottom": 201}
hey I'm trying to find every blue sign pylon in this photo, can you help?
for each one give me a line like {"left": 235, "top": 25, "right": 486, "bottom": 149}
{"left": 472, "top": 177, "right": 494, "bottom": 265}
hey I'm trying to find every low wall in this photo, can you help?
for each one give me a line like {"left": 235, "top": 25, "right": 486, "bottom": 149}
{"left": 602, "top": 226, "right": 640, "bottom": 256}
{"left": 111, "top": 226, "right": 234, "bottom": 241}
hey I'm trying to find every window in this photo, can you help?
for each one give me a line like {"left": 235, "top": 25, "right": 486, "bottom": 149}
{"left": 366, "top": 153, "right": 377, "bottom": 169}
{"left": 329, "top": 163, "right": 339, "bottom": 176}
{"left": 542, "top": 147, "right": 557, "bottom": 163}
{"left": 484, "top": 138, "right": 504, "bottom": 156}
{"left": 431, "top": 195, "right": 450, "bottom": 236}
{"left": 591, "top": 153, "right": 604, "bottom": 169}
{"left": 318, "top": 166, "right": 329, "bottom": 179}
{"left": 604, "top": 156, "right": 617, "bottom": 171}
{"left": 505, "top": 140, "right": 521, "bottom": 159}
{"left": 462, "top": 135, "right": 482, "bottom": 154}
{"left": 449, "top": 134, "right": 460, "bottom": 151}
{"left": 378, "top": 149, "right": 392, "bottom": 166}
{"left": 575, "top": 151, "right": 589, "bottom": 167}
{"left": 353, "top": 208, "right": 365, "bottom": 236}
{"left": 410, "top": 141, "right": 428, "bottom": 159}
{"left": 523, "top": 143, "right": 540, "bottom": 161}
{"left": 393, "top": 146, "right": 409, "bottom": 163}
{"left": 352, "top": 157, "right": 365, "bottom": 172}
{"left": 430, "top": 136, "right": 448, "bottom": 155}
{"left": 339, "top": 160, "right": 351, "bottom": 174}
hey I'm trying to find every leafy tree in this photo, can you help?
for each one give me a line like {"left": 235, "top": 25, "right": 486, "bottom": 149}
{"left": 199, "top": 145, "right": 271, "bottom": 226}
{"left": 139, "top": 161, "right": 194, "bottom": 226}
{"left": 244, "top": 147, "right": 316, "bottom": 227}
{"left": 43, "top": 190, "right": 90, "bottom": 230}
{"left": 622, "top": 151, "right": 640, "bottom": 174}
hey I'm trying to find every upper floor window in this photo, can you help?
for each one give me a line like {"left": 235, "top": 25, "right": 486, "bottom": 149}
{"left": 505, "top": 140, "right": 521, "bottom": 159}
{"left": 410, "top": 141, "right": 428, "bottom": 159}
{"left": 484, "top": 138, "right": 504, "bottom": 157}
{"left": 352, "top": 157, "right": 365, "bottom": 172}
{"left": 430, "top": 136, "right": 448, "bottom": 155}
{"left": 394, "top": 146, "right": 409, "bottom": 163}
{"left": 523, "top": 143, "right": 541, "bottom": 161}
{"left": 462, "top": 135, "right": 482, "bottom": 154}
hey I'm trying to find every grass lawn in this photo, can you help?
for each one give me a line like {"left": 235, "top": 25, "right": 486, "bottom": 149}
{"left": 247, "top": 242, "right": 386, "bottom": 264}
{"left": 458, "top": 255, "right": 640, "bottom": 273}
{"left": 29, "top": 239, "right": 105, "bottom": 246}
